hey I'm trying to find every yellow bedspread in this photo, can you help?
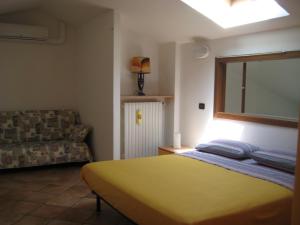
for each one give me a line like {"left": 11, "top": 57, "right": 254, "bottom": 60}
{"left": 81, "top": 155, "right": 292, "bottom": 225}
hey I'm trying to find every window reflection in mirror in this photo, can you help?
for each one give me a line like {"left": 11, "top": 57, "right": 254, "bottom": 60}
{"left": 225, "top": 58, "right": 300, "bottom": 121}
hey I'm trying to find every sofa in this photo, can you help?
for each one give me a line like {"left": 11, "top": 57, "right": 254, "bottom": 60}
{"left": 0, "top": 110, "right": 92, "bottom": 169}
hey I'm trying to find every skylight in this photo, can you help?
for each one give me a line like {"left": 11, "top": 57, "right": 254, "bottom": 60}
{"left": 180, "top": 0, "right": 289, "bottom": 28}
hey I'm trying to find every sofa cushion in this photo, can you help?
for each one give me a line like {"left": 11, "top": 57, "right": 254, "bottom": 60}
{"left": 53, "top": 110, "right": 81, "bottom": 137}
{"left": 19, "top": 111, "right": 43, "bottom": 142}
{"left": 0, "top": 110, "right": 81, "bottom": 143}
{"left": 0, "top": 141, "right": 92, "bottom": 169}
{"left": 39, "top": 110, "right": 77, "bottom": 141}
{"left": 18, "top": 111, "right": 65, "bottom": 142}
{"left": 0, "top": 111, "right": 23, "bottom": 144}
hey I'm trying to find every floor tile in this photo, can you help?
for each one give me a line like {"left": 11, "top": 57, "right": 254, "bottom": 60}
{"left": 24, "top": 191, "right": 56, "bottom": 203}
{"left": 11, "top": 201, "right": 41, "bottom": 214}
{"left": 72, "top": 198, "right": 95, "bottom": 211}
{"left": 40, "top": 184, "right": 69, "bottom": 194}
{"left": 85, "top": 210, "right": 122, "bottom": 225}
{"left": 0, "top": 166, "right": 129, "bottom": 225}
{"left": 46, "top": 175, "right": 79, "bottom": 187}
{"left": 47, "top": 219, "right": 81, "bottom": 225}
{"left": 55, "top": 208, "right": 94, "bottom": 223}
{"left": 0, "top": 199, "right": 17, "bottom": 211}
{"left": 66, "top": 185, "right": 90, "bottom": 198}
{"left": 30, "top": 205, "right": 67, "bottom": 219}
{"left": 117, "top": 217, "right": 136, "bottom": 225}
{"left": 1, "top": 190, "right": 31, "bottom": 201}
{"left": 13, "top": 215, "right": 48, "bottom": 225}
{"left": 0, "top": 187, "right": 10, "bottom": 196}
{"left": 46, "top": 193, "right": 81, "bottom": 207}
{"left": 0, "top": 180, "right": 25, "bottom": 189}
{"left": 0, "top": 180, "right": 46, "bottom": 192}
{"left": 84, "top": 192, "right": 95, "bottom": 199}
{"left": 19, "top": 182, "right": 48, "bottom": 191}
{"left": 0, "top": 211, "right": 24, "bottom": 225}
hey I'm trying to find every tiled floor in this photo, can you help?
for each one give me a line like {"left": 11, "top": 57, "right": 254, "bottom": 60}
{"left": 0, "top": 165, "right": 134, "bottom": 225}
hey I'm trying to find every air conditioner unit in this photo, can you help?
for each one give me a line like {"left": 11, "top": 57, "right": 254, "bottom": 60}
{"left": 0, "top": 22, "right": 49, "bottom": 41}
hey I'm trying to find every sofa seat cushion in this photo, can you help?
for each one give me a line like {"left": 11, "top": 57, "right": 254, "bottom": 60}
{"left": 0, "top": 141, "right": 92, "bottom": 169}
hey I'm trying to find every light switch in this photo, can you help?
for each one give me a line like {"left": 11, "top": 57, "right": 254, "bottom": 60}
{"left": 199, "top": 103, "right": 205, "bottom": 110}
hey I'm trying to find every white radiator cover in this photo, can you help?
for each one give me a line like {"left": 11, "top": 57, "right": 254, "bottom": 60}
{"left": 124, "top": 102, "right": 164, "bottom": 159}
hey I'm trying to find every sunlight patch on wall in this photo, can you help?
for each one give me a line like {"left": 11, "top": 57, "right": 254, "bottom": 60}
{"left": 200, "top": 119, "right": 245, "bottom": 143}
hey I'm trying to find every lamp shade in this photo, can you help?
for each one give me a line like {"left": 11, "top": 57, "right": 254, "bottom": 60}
{"left": 130, "top": 57, "right": 151, "bottom": 74}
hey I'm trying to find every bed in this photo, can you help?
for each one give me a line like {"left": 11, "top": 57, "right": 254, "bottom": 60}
{"left": 81, "top": 151, "right": 294, "bottom": 225}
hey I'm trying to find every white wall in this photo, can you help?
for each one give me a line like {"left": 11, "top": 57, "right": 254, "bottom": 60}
{"left": 120, "top": 27, "right": 179, "bottom": 148}
{"left": 113, "top": 11, "right": 121, "bottom": 160}
{"left": 159, "top": 43, "right": 176, "bottom": 145}
{"left": 0, "top": 10, "right": 77, "bottom": 111}
{"left": 76, "top": 10, "right": 116, "bottom": 161}
{"left": 120, "top": 35, "right": 180, "bottom": 147}
{"left": 180, "top": 26, "right": 300, "bottom": 154}
{"left": 0, "top": 8, "right": 121, "bottom": 161}
{"left": 0, "top": 9, "right": 62, "bottom": 38}
{"left": 120, "top": 27, "right": 160, "bottom": 96}
{"left": 158, "top": 42, "right": 181, "bottom": 146}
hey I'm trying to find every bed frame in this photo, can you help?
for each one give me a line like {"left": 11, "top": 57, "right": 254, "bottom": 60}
{"left": 87, "top": 112, "right": 300, "bottom": 225}
{"left": 92, "top": 191, "right": 138, "bottom": 225}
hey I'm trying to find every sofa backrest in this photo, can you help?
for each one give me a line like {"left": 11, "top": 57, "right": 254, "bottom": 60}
{"left": 0, "top": 110, "right": 81, "bottom": 144}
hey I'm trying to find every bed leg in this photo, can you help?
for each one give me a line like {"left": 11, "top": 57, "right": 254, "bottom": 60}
{"left": 96, "top": 195, "right": 101, "bottom": 212}
{"left": 92, "top": 191, "right": 101, "bottom": 213}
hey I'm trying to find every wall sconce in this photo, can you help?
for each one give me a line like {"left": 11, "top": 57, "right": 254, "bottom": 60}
{"left": 130, "top": 57, "right": 151, "bottom": 96}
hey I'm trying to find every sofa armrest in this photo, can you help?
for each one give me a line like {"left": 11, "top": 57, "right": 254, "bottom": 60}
{"left": 68, "top": 125, "right": 91, "bottom": 142}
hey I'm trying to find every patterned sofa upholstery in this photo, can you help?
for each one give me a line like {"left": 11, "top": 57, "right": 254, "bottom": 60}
{"left": 0, "top": 110, "right": 92, "bottom": 169}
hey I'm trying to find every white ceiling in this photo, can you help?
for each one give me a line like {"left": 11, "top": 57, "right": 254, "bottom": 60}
{"left": 0, "top": 0, "right": 300, "bottom": 43}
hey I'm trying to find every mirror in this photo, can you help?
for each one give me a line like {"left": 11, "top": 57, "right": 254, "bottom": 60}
{"left": 214, "top": 51, "right": 300, "bottom": 128}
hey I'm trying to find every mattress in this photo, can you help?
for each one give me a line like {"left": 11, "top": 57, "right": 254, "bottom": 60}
{"left": 81, "top": 154, "right": 293, "bottom": 225}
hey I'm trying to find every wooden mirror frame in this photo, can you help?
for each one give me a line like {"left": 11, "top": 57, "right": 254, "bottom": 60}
{"left": 292, "top": 107, "right": 300, "bottom": 224}
{"left": 214, "top": 51, "right": 300, "bottom": 128}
